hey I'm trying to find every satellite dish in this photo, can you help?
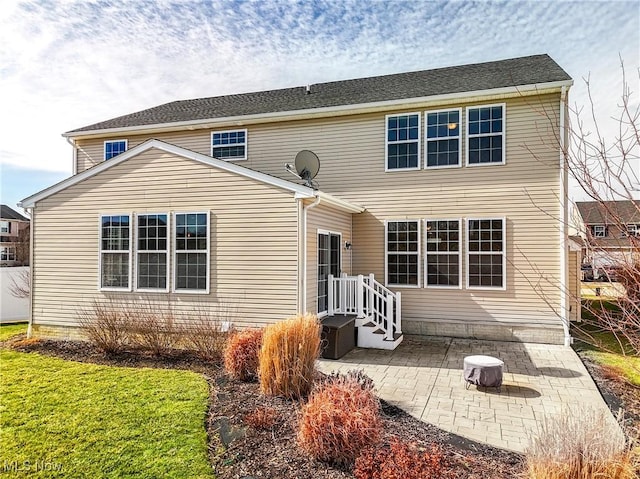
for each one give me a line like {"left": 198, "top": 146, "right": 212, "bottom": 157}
{"left": 285, "top": 150, "right": 320, "bottom": 188}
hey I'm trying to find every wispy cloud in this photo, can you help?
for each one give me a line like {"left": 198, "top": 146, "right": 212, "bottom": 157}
{"left": 0, "top": 0, "right": 638, "bottom": 205}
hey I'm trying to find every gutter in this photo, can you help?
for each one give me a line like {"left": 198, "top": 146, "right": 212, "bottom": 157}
{"left": 559, "top": 85, "right": 571, "bottom": 347}
{"left": 63, "top": 80, "right": 575, "bottom": 140}
{"left": 66, "top": 137, "right": 77, "bottom": 175}
{"left": 26, "top": 206, "right": 34, "bottom": 339}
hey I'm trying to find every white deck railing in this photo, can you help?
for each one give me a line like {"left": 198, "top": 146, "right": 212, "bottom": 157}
{"left": 327, "top": 273, "right": 401, "bottom": 341}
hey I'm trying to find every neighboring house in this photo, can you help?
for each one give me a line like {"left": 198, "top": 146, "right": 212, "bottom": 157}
{"left": 20, "top": 54, "right": 576, "bottom": 347}
{"left": 0, "top": 205, "right": 29, "bottom": 266}
{"left": 574, "top": 200, "right": 640, "bottom": 267}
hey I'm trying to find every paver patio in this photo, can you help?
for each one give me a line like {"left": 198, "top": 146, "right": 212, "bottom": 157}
{"left": 318, "top": 336, "right": 616, "bottom": 453}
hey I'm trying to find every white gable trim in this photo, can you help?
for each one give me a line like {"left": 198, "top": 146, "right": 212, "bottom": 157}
{"left": 20, "top": 139, "right": 363, "bottom": 213}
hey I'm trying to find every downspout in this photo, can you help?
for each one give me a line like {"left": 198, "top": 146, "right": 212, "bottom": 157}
{"left": 26, "top": 206, "right": 34, "bottom": 339}
{"left": 300, "top": 195, "right": 321, "bottom": 314}
{"left": 559, "top": 85, "right": 571, "bottom": 346}
{"left": 66, "top": 137, "right": 77, "bottom": 175}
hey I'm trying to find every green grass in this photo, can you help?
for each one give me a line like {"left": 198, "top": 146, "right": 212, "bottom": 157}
{"left": 0, "top": 322, "right": 28, "bottom": 341}
{"left": 0, "top": 350, "right": 214, "bottom": 478}
{"left": 574, "top": 301, "right": 640, "bottom": 387}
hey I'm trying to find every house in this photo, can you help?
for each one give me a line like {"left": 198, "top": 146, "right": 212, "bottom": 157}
{"left": 0, "top": 205, "right": 30, "bottom": 266}
{"left": 20, "top": 54, "right": 576, "bottom": 347}
{"left": 574, "top": 200, "right": 640, "bottom": 268}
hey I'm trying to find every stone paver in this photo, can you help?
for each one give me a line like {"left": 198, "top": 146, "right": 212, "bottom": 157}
{"left": 317, "top": 336, "right": 616, "bottom": 453}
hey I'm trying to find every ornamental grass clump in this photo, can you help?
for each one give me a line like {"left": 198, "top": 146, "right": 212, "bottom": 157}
{"left": 525, "top": 408, "right": 638, "bottom": 479}
{"left": 224, "top": 329, "right": 263, "bottom": 381}
{"left": 259, "top": 313, "right": 321, "bottom": 399}
{"left": 297, "top": 370, "right": 382, "bottom": 465}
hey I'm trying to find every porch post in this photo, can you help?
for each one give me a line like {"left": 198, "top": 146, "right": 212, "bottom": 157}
{"left": 356, "top": 274, "right": 364, "bottom": 318}
{"left": 328, "top": 274, "right": 334, "bottom": 316}
{"left": 385, "top": 293, "right": 394, "bottom": 340}
{"left": 395, "top": 292, "right": 402, "bottom": 335}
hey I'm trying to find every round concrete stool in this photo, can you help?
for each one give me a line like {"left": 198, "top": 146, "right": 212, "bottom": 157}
{"left": 463, "top": 355, "right": 504, "bottom": 392}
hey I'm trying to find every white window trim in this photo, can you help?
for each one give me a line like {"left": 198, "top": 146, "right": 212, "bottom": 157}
{"left": 0, "top": 221, "right": 9, "bottom": 233}
{"left": 98, "top": 213, "right": 132, "bottom": 292}
{"left": 466, "top": 217, "right": 506, "bottom": 291}
{"left": 172, "top": 211, "right": 210, "bottom": 294}
{"left": 103, "top": 139, "right": 128, "bottom": 161}
{"left": 424, "top": 108, "right": 462, "bottom": 169}
{"left": 135, "top": 213, "right": 170, "bottom": 293}
{"left": 211, "top": 129, "right": 248, "bottom": 161}
{"left": 385, "top": 112, "right": 421, "bottom": 172}
{"left": 424, "top": 218, "right": 462, "bottom": 289}
{"left": 465, "top": 103, "right": 506, "bottom": 167}
{"left": 384, "top": 219, "right": 421, "bottom": 288}
{"left": 593, "top": 224, "right": 606, "bottom": 238}
{"left": 1, "top": 246, "right": 16, "bottom": 261}
{"left": 627, "top": 224, "right": 639, "bottom": 236}
{"left": 316, "top": 229, "right": 343, "bottom": 318}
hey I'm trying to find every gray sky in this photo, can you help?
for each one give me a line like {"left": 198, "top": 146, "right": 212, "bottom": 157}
{"left": 1, "top": 0, "right": 639, "bottom": 208}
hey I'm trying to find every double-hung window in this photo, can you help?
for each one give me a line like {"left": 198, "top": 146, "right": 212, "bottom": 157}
{"left": 136, "top": 214, "right": 169, "bottom": 291}
{"left": 466, "top": 104, "right": 505, "bottom": 165}
{"left": 211, "top": 129, "right": 247, "bottom": 160}
{"left": 425, "top": 109, "right": 461, "bottom": 168}
{"left": 104, "top": 140, "right": 128, "bottom": 161}
{"left": 385, "top": 113, "right": 420, "bottom": 170}
{"left": 592, "top": 225, "right": 606, "bottom": 238}
{"left": 467, "top": 218, "right": 505, "bottom": 289}
{"left": 627, "top": 224, "right": 640, "bottom": 237}
{"left": 0, "top": 221, "right": 9, "bottom": 233}
{"left": 1, "top": 246, "right": 15, "bottom": 261}
{"left": 100, "top": 215, "right": 131, "bottom": 290}
{"left": 174, "top": 213, "right": 209, "bottom": 292}
{"left": 386, "top": 220, "right": 420, "bottom": 286}
{"left": 425, "top": 219, "right": 461, "bottom": 288}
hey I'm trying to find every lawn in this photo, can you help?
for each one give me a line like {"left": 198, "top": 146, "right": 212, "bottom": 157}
{"left": 0, "top": 350, "right": 214, "bottom": 478}
{"left": 574, "top": 300, "right": 640, "bottom": 387}
{"left": 0, "top": 322, "right": 28, "bottom": 341}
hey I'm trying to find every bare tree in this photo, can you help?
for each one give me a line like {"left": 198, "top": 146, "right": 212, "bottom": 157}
{"left": 565, "top": 60, "right": 639, "bottom": 358}
{"left": 9, "top": 267, "right": 30, "bottom": 299}
{"left": 14, "top": 224, "right": 30, "bottom": 266}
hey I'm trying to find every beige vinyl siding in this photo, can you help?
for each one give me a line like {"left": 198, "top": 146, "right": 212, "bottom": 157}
{"left": 33, "top": 148, "right": 299, "bottom": 332}
{"left": 305, "top": 202, "right": 353, "bottom": 315}
{"left": 71, "top": 90, "right": 566, "bottom": 332}
{"left": 568, "top": 249, "right": 581, "bottom": 321}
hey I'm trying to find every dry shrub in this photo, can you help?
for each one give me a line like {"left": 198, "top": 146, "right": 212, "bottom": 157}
{"left": 224, "top": 329, "right": 263, "bottom": 381}
{"left": 179, "top": 303, "right": 234, "bottom": 361}
{"left": 244, "top": 406, "right": 277, "bottom": 430}
{"left": 129, "top": 306, "right": 178, "bottom": 356}
{"left": 78, "top": 299, "right": 130, "bottom": 354}
{"left": 525, "top": 408, "right": 638, "bottom": 479}
{"left": 354, "top": 438, "right": 448, "bottom": 479}
{"left": 9, "top": 337, "right": 40, "bottom": 349}
{"left": 297, "top": 370, "right": 382, "bottom": 465}
{"left": 259, "top": 314, "right": 321, "bottom": 399}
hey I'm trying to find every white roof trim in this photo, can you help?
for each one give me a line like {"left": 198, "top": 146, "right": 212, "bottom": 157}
{"left": 63, "top": 80, "right": 574, "bottom": 139}
{"left": 19, "top": 139, "right": 362, "bottom": 213}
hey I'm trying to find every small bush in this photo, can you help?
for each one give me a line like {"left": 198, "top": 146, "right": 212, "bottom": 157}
{"left": 180, "top": 308, "right": 231, "bottom": 361}
{"left": 525, "top": 408, "right": 637, "bottom": 479}
{"left": 354, "top": 438, "right": 447, "bottom": 479}
{"left": 244, "top": 406, "right": 277, "bottom": 430}
{"left": 129, "top": 307, "right": 178, "bottom": 357}
{"left": 78, "top": 299, "right": 129, "bottom": 354}
{"left": 259, "top": 314, "right": 321, "bottom": 399}
{"left": 297, "top": 371, "right": 382, "bottom": 465}
{"left": 224, "top": 329, "right": 263, "bottom": 381}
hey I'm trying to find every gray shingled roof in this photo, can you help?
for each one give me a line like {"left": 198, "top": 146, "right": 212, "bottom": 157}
{"left": 575, "top": 200, "right": 640, "bottom": 225}
{"left": 68, "top": 54, "right": 571, "bottom": 134}
{"left": 1, "top": 204, "right": 29, "bottom": 221}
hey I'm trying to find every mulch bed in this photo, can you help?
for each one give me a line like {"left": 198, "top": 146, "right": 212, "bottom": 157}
{"left": 5, "top": 336, "right": 523, "bottom": 479}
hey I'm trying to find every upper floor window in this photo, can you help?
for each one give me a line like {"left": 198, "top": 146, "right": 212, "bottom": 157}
{"left": 591, "top": 225, "right": 606, "bottom": 238}
{"left": 466, "top": 104, "right": 505, "bottom": 165}
{"left": 425, "top": 109, "right": 461, "bottom": 168}
{"left": 100, "top": 215, "right": 131, "bottom": 290}
{"left": 386, "top": 220, "right": 420, "bottom": 286}
{"left": 385, "top": 113, "right": 420, "bottom": 171}
{"left": 0, "top": 221, "right": 9, "bottom": 233}
{"left": 136, "top": 214, "right": 169, "bottom": 291}
{"left": 212, "top": 129, "right": 247, "bottom": 161}
{"left": 467, "top": 218, "right": 505, "bottom": 289}
{"left": 425, "top": 219, "right": 461, "bottom": 288}
{"left": 174, "top": 212, "right": 209, "bottom": 292}
{"left": 626, "top": 224, "right": 639, "bottom": 237}
{"left": 104, "top": 140, "right": 128, "bottom": 161}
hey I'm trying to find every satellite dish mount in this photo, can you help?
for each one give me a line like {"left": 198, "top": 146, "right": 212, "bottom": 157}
{"left": 285, "top": 150, "right": 320, "bottom": 189}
